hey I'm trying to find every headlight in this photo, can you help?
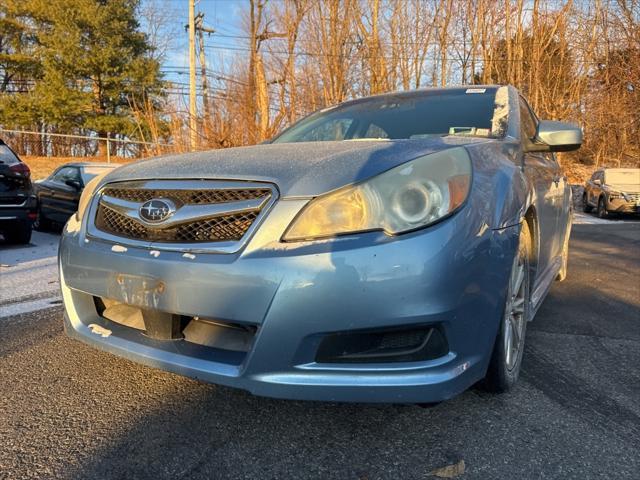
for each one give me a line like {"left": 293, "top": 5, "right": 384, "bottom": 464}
{"left": 75, "top": 171, "right": 110, "bottom": 222}
{"left": 283, "top": 147, "right": 472, "bottom": 241}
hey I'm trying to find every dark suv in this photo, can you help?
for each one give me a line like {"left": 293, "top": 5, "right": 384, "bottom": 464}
{"left": 0, "top": 139, "right": 36, "bottom": 244}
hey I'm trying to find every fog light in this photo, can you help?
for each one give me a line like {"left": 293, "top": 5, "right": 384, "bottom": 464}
{"left": 316, "top": 325, "right": 449, "bottom": 363}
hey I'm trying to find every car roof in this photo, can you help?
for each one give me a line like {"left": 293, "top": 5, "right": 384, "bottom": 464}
{"left": 332, "top": 85, "right": 504, "bottom": 109}
{"left": 57, "top": 162, "right": 116, "bottom": 169}
{"left": 603, "top": 167, "right": 640, "bottom": 172}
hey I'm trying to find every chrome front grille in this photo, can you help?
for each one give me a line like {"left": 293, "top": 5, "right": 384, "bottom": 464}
{"left": 96, "top": 206, "right": 259, "bottom": 242}
{"left": 89, "top": 180, "right": 277, "bottom": 252}
{"left": 625, "top": 193, "right": 640, "bottom": 202}
{"left": 101, "top": 187, "right": 272, "bottom": 205}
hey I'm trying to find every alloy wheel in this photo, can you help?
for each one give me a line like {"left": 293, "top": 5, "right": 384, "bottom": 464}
{"left": 504, "top": 253, "right": 527, "bottom": 371}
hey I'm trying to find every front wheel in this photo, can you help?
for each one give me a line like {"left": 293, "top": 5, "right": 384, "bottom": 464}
{"left": 483, "top": 222, "right": 531, "bottom": 393}
{"left": 582, "top": 193, "right": 593, "bottom": 213}
{"left": 32, "top": 208, "right": 51, "bottom": 231}
{"left": 597, "top": 196, "right": 609, "bottom": 219}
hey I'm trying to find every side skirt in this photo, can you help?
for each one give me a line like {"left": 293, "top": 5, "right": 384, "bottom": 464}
{"left": 529, "top": 257, "right": 562, "bottom": 320}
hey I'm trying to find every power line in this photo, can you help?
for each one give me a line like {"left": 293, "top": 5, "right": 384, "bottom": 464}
{"left": 202, "top": 31, "right": 609, "bottom": 52}
{"left": 201, "top": 43, "right": 608, "bottom": 64}
{"left": 161, "top": 68, "right": 249, "bottom": 86}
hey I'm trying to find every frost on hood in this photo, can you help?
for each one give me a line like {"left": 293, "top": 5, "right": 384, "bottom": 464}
{"left": 491, "top": 86, "right": 509, "bottom": 137}
{"left": 99, "top": 138, "right": 489, "bottom": 197}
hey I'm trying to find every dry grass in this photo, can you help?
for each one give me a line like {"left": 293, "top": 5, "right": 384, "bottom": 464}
{"left": 23, "top": 156, "right": 132, "bottom": 180}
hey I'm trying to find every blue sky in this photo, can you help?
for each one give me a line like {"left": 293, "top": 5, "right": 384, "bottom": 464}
{"left": 142, "top": 0, "right": 249, "bottom": 101}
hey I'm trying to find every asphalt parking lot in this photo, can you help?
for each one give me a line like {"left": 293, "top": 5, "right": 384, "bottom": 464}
{"left": 1, "top": 222, "right": 639, "bottom": 479}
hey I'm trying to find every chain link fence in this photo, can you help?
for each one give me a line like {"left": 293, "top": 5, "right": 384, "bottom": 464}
{"left": 0, "top": 128, "right": 175, "bottom": 163}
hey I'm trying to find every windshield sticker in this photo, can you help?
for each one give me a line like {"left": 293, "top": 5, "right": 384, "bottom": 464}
{"left": 466, "top": 88, "right": 486, "bottom": 94}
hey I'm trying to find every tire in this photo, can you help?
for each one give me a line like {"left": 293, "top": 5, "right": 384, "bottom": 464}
{"left": 597, "top": 196, "right": 609, "bottom": 219}
{"left": 582, "top": 193, "right": 593, "bottom": 213}
{"left": 3, "top": 221, "right": 32, "bottom": 244}
{"left": 483, "top": 221, "right": 531, "bottom": 393}
{"left": 32, "top": 208, "right": 51, "bottom": 231}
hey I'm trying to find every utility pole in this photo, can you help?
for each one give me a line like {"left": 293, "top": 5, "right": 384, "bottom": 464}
{"left": 195, "top": 12, "right": 214, "bottom": 138}
{"left": 188, "top": 0, "right": 197, "bottom": 150}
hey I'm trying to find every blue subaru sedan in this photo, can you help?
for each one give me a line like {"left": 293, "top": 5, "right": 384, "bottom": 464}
{"left": 59, "top": 86, "right": 581, "bottom": 403}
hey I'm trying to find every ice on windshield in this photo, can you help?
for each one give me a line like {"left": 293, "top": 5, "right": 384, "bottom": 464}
{"left": 491, "top": 86, "right": 510, "bottom": 137}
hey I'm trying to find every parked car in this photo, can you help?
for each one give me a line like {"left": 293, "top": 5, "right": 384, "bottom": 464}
{"left": 34, "top": 162, "right": 117, "bottom": 230}
{"left": 0, "top": 139, "right": 36, "bottom": 244}
{"left": 59, "top": 85, "right": 582, "bottom": 403}
{"left": 583, "top": 168, "right": 640, "bottom": 218}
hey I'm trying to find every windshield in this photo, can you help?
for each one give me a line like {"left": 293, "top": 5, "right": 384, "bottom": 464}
{"left": 605, "top": 169, "right": 640, "bottom": 186}
{"left": 81, "top": 166, "right": 114, "bottom": 183}
{"left": 273, "top": 87, "right": 505, "bottom": 143}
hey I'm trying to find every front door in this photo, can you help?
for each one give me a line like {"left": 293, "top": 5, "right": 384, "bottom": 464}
{"left": 40, "top": 166, "right": 81, "bottom": 223}
{"left": 519, "top": 97, "right": 563, "bottom": 278}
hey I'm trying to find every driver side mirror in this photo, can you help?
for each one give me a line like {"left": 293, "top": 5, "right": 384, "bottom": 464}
{"left": 65, "top": 179, "right": 82, "bottom": 190}
{"left": 525, "top": 120, "right": 583, "bottom": 153}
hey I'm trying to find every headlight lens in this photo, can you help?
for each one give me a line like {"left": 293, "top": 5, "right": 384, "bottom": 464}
{"left": 283, "top": 147, "right": 472, "bottom": 241}
{"left": 75, "top": 171, "right": 110, "bottom": 222}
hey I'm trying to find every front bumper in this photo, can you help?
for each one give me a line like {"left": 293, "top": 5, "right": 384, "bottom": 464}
{"left": 60, "top": 201, "right": 519, "bottom": 403}
{"left": 608, "top": 197, "right": 640, "bottom": 213}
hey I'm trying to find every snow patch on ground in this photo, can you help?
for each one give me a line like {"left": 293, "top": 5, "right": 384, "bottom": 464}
{"left": 0, "top": 231, "right": 61, "bottom": 308}
{"left": 573, "top": 212, "right": 640, "bottom": 225}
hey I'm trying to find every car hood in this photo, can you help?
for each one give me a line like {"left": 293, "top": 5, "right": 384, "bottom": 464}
{"left": 608, "top": 183, "right": 640, "bottom": 194}
{"left": 102, "top": 138, "right": 490, "bottom": 197}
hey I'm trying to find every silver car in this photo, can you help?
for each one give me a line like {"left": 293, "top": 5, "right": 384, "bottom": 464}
{"left": 583, "top": 168, "right": 640, "bottom": 218}
{"left": 59, "top": 86, "right": 582, "bottom": 403}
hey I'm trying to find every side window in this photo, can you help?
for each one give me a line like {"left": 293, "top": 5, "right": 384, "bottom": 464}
{"left": 298, "top": 118, "right": 353, "bottom": 142}
{"left": 518, "top": 97, "right": 537, "bottom": 141}
{"left": 51, "top": 167, "right": 80, "bottom": 185}
{"left": 363, "top": 123, "right": 389, "bottom": 139}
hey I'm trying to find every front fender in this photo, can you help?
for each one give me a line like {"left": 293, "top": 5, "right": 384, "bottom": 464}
{"left": 466, "top": 141, "right": 529, "bottom": 230}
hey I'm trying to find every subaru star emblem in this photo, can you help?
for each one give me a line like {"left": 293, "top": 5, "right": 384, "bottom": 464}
{"left": 139, "top": 198, "right": 175, "bottom": 223}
